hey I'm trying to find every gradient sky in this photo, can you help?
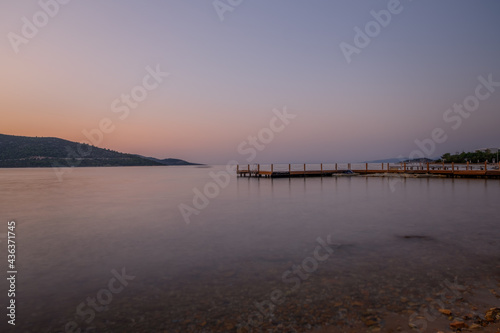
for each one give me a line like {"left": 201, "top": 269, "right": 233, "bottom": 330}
{"left": 1, "top": 0, "right": 500, "bottom": 164}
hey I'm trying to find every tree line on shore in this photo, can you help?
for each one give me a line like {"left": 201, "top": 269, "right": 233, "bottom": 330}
{"left": 439, "top": 150, "right": 498, "bottom": 163}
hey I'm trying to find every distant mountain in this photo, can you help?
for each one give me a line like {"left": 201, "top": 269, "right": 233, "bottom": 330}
{"left": 363, "top": 158, "right": 407, "bottom": 163}
{"left": 142, "top": 157, "right": 202, "bottom": 166}
{"left": 401, "top": 157, "right": 436, "bottom": 163}
{"left": 0, "top": 134, "right": 199, "bottom": 168}
{"left": 363, "top": 157, "right": 437, "bottom": 163}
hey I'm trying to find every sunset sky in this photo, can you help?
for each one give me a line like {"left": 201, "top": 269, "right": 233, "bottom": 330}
{"left": 1, "top": 0, "right": 500, "bottom": 164}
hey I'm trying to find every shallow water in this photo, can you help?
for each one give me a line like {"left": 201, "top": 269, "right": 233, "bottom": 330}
{"left": 0, "top": 166, "right": 499, "bottom": 332}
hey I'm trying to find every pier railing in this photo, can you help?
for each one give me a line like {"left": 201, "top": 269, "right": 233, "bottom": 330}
{"left": 236, "top": 162, "right": 500, "bottom": 178}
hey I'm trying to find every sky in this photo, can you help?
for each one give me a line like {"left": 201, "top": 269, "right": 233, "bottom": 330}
{"left": 1, "top": 0, "right": 500, "bottom": 164}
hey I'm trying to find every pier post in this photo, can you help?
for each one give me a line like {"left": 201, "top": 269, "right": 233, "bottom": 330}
{"left": 442, "top": 161, "right": 445, "bottom": 170}
{"left": 320, "top": 163, "right": 323, "bottom": 173}
{"left": 335, "top": 163, "right": 337, "bottom": 171}
{"left": 248, "top": 164, "right": 250, "bottom": 177}
{"left": 366, "top": 163, "right": 368, "bottom": 171}
{"left": 404, "top": 162, "right": 406, "bottom": 172}
{"left": 485, "top": 161, "right": 487, "bottom": 171}
{"left": 257, "top": 164, "right": 260, "bottom": 174}
{"left": 467, "top": 161, "right": 469, "bottom": 170}
{"left": 304, "top": 164, "right": 306, "bottom": 174}
{"left": 348, "top": 163, "right": 351, "bottom": 170}
{"left": 237, "top": 165, "right": 239, "bottom": 176}
{"left": 289, "top": 164, "right": 291, "bottom": 173}
{"left": 271, "top": 164, "right": 274, "bottom": 173}
{"left": 387, "top": 163, "right": 389, "bottom": 172}
{"left": 381, "top": 163, "right": 383, "bottom": 171}
{"left": 452, "top": 162, "right": 454, "bottom": 173}
{"left": 427, "top": 163, "right": 429, "bottom": 172}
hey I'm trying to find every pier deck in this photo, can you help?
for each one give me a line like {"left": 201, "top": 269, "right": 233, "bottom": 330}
{"left": 236, "top": 162, "right": 500, "bottom": 179}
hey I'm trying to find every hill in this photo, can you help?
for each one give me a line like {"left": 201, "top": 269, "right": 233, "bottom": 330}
{"left": 363, "top": 157, "right": 437, "bottom": 163}
{"left": 0, "top": 134, "right": 198, "bottom": 168}
{"left": 402, "top": 157, "right": 435, "bottom": 163}
{"left": 362, "top": 158, "right": 407, "bottom": 163}
{"left": 143, "top": 157, "right": 202, "bottom": 166}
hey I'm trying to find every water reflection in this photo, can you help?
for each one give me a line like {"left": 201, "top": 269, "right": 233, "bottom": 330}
{"left": 0, "top": 167, "right": 498, "bottom": 332}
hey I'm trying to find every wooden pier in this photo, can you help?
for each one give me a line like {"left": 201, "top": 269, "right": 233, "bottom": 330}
{"left": 236, "top": 162, "right": 500, "bottom": 179}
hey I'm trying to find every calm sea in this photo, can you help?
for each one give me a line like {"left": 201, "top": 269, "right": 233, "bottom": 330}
{"left": 0, "top": 166, "right": 499, "bottom": 332}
